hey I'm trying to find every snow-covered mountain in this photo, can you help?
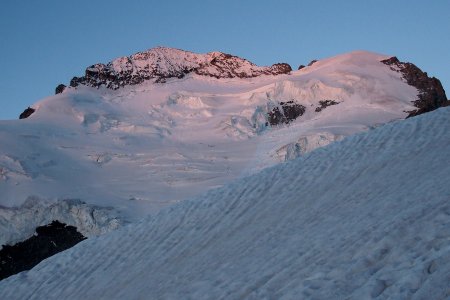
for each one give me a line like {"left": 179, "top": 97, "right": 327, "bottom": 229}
{"left": 63, "top": 46, "right": 292, "bottom": 90}
{"left": 1, "top": 104, "right": 449, "bottom": 299}
{"left": 0, "top": 47, "right": 448, "bottom": 246}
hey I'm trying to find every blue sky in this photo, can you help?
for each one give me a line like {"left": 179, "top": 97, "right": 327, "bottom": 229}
{"left": 1, "top": 0, "right": 449, "bottom": 120}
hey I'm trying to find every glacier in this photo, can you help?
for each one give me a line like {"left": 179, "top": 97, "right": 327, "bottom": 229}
{"left": 1, "top": 106, "right": 449, "bottom": 299}
{"left": 0, "top": 50, "right": 423, "bottom": 245}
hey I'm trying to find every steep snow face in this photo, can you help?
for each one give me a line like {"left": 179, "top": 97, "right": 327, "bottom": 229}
{"left": 1, "top": 107, "right": 449, "bottom": 299}
{"left": 0, "top": 50, "right": 420, "bottom": 243}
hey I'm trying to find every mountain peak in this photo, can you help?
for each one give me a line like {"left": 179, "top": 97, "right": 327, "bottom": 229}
{"left": 62, "top": 47, "right": 292, "bottom": 91}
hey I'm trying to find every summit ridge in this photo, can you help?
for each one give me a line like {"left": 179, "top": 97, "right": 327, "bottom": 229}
{"left": 63, "top": 47, "right": 292, "bottom": 91}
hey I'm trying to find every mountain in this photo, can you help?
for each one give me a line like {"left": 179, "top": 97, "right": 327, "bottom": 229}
{"left": 1, "top": 105, "right": 449, "bottom": 299}
{"left": 62, "top": 46, "right": 292, "bottom": 90}
{"left": 0, "top": 47, "right": 448, "bottom": 247}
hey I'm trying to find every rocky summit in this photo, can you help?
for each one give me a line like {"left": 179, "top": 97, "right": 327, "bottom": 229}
{"left": 61, "top": 47, "right": 292, "bottom": 91}
{"left": 54, "top": 48, "right": 448, "bottom": 121}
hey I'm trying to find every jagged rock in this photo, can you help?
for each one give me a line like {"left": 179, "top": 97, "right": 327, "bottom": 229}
{"left": 19, "top": 107, "right": 35, "bottom": 119}
{"left": 381, "top": 57, "right": 449, "bottom": 117}
{"left": 70, "top": 77, "right": 80, "bottom": 87}
{"left": 0, "top": 220, "right": 86, "bottom": 281}
{"left": 315, "top": 100, "right": 340, "bottom": 112}
{"left": 55, "top": 84, "right": 66, "bottom": 94}
{"left": 298, "top": 65, "right": 305, "bottom": 70}
{"left": 268, "top": 63, "right": 292, "bottom": 75}
{"left": 63, "top": 47, "right": 292, "bottom": 91}
{"left": 268, "top": 101, "right": 306, "bottom": 126}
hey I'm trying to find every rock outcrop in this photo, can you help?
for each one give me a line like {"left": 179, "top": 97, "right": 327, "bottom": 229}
{"left": 381, "top": 57, "right": 449, "bottom": 117}
{"left": 268, "top": 101, "right": 306, "bottom": 126}
{"left": 19, "top": 107, "right": 35, "bottom": 119}
{"left": 55, "top": 84, "right": 66, "bottom": 94}
{"left": 65, "top": 47, "right": 292, "bottom": 90}
{"left": 0, "top": 220, "right": 86, "bottom": 281}
{"left": 315, "top": 100, "right": 340, "bottom": 112}
{"left": 307, "top": 59, "right": 318, "bottom": 66}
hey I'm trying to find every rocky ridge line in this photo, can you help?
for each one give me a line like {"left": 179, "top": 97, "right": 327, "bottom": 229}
{"left": 56, "top": 47, "right": 292, "bottom": 92}
{"left": 381, "top": 57, "right": 449, "bottom": 117}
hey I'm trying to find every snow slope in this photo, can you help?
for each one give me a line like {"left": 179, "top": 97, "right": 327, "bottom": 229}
{"left": 0, "top": 49, "right": 419, "bottom": 245}
{"left": 1, "top": 106, "right": 449, "bottom": 299}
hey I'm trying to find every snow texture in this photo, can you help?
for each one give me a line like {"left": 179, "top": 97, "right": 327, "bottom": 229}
{"left": 0, "top": 50, "right": 419, "bottom": 244}
{"left": 1, "top": 107, "right": 449, "bottom": 299}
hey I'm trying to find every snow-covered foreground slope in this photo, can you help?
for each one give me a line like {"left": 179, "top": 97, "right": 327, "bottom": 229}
{"left": 2, "top": 107, "right": 449, "bottom": 299}
{"left": 0, "top": 50, "right": 422, "bottom": 244}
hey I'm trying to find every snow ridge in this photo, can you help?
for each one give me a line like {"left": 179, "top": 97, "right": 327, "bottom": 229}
{"left": 66, "top": 47, "right": 292, "bottom": 90}
{"left": 2, "top": 107, "right": 450, "bottom": 299}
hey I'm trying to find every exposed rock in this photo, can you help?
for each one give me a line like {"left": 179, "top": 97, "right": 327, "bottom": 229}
{"left": 19, "top": 107, "right": 35, "bottom": 119}
{"left": 307, "top": 59, "right": 318, "bottom": 67}
{"left": 268, "top": 100, "right": 306, "bottom": 126}
{"left": 268, "top": 107, "right": 284, "bottom": 126}
{"left": 298, "top": 65, "right": 305, "bottom": 70}
{"left": 381, "top": 57, "right": 449, "bottom": 117}
{"left": 55, "top": 84, "right": 66, "bottom": 94}
{"left": 315, "top": 100, "right": 340, "bottom": 112}
{"left": 0, "top": 220, "right": 86, "bottom": 281}
{"left": 268, "top": 63, "right": 292, "bottom": 75}
{"left": 70, "top": 76, "right": 80, "bottom": 87}
{"left": 64, "top": 47, "right": 292, "bottom": 90}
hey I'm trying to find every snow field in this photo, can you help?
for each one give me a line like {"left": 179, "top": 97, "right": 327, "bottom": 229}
{"left": 1, "top": 107, "right": 449, "bottom": 299}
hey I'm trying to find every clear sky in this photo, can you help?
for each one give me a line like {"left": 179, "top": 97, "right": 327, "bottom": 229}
{"left": 1, "top": 0, "right": 449, "bottom": 120}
